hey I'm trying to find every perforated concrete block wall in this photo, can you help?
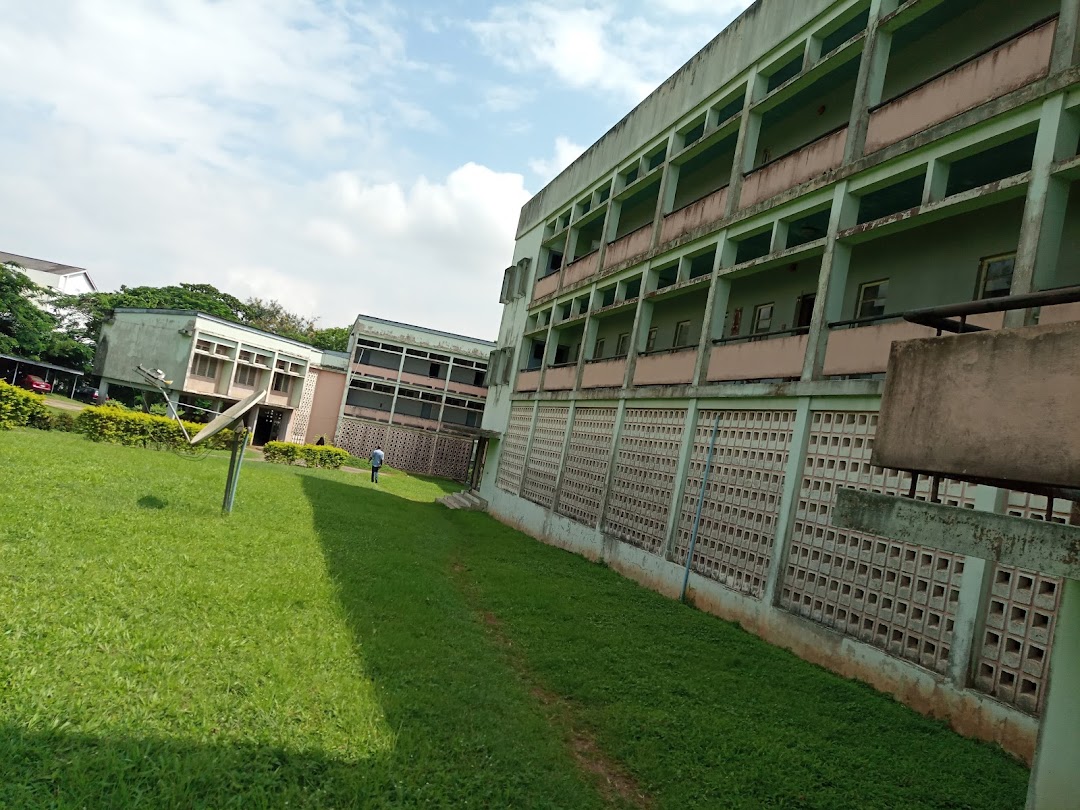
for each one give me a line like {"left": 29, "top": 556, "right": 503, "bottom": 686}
{"left": 603, "top": 408, "right": 687, "bottom": 555}
{"left": 673, "top": 409, "right": 794, "bottom": 599}
{"left": 520, "top": 406, "right": 570, "bottom": 508}
{"left": 496, "top": 403, "right": 533, "bottom": 493}
{"left": 385, "top": 427, "right": 436, "bottom": 476}
{"left": 336, "top": 416, "right": 388, "bottom": 459}
{"left": 779, "top": 411, "right": 968, "bottom": 676}
{"left": 974, "top": 492, "right": 1069, "bottom": 715}
{"left": 557, "top": 407, "right": 618, "bottom": 529}
{"left": 433, "top": 434, "right": 473, "bottom": 482}
{"left": 289, "top": 369, "right": 318, "bottom": 443}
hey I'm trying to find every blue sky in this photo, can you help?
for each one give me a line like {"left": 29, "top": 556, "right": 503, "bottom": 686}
{"left": 0, "top": 0, "right": 753, "bottom": 338}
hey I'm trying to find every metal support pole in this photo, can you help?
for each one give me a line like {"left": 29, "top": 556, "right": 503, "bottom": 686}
{"left": 680, "top": 412, "right": 721, "bottom": 603}
{"left": 222, "top": 426, "right": 248, "bottom": 514}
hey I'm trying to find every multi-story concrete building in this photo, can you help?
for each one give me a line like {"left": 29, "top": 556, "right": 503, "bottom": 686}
{"left": 334, "top": 315, "right": 493, "bottom": 481}
{"left": 480, "top": 0, "right": 1080, "bottom": 775}
{"left": 95, "top": 309, "right": 350, "bottom": 446}
{"left": 1, "top": 250, "right": 97, "bottom": 295}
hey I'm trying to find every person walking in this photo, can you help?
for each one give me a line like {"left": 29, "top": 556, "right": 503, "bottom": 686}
{"left": 370, "top": 446, "right": 385, "bottom": 483}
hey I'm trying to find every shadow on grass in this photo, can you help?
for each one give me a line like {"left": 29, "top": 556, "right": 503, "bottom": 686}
{"left": 137, "top": 495, "right": 168, "bottom": 509}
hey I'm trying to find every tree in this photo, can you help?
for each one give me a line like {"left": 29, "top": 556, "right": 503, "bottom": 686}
{"left": 308, "top": 326, "right": 350, "bottom": 352}
{"left": 0, "top": 263, "right": 58, "bottom": 360}
{"left": 242, "top": 297, "right": 317, "bottom": 343}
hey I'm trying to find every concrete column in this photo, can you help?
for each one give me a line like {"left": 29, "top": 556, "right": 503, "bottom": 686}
{"left": 387, "top": 347, "right": 407, "bottom": 424}
{"left": 725, "top": 70, "right": 766, "bottom": 217}
{"left": 1006, "top": 96, "right": 1080, "bottom": 327}
{"left": 801, "top": 182, "right": 859, "bottom": 380}
{"left": 621, "top": 267, "right": 656, "bottom": 389}
{"left": 651, "top": 132, "right": 681, "bottom": 248}
{"left": 946, "top": 486, "right": 1005, "bottom": 687}
{"left": 762, "top": 397, "right": 813, "bottom": 606}
{"left": 692, "top": 236, "right": 731, "bottom": 386}
{"left": 595, "top": 399, "right": 628, "bottom": 533}
{"left": 1026, "top": 576, "right": 1080, "bottom": 809}
{"left": 843, "top": 0, "right": 897, "bottom": 163}
{"left": 549, "top": 401, "right": 578, "bottom": 516}
{"left": 98, "top": 380, "right": 110, "bottom": 401}
{"left": 769, "top": 219, "right": 790, "bottom": 253}
{"left": 1051, "top": 0, "right": 1080, "bottom": 73}
{"left": 804, "top": 34, "right": 824, "bottom": 70}
{"left": 922, "top": 157, "right": 950, "bottom": 205}
{"left": 574, "top": 295, "right": 600, "bottom": 391}
{"left": 662, "top": 399, "right": 701, "bottom": 561}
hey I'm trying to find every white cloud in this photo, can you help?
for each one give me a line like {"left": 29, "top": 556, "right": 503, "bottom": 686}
{"left": 529, "top": 136, "right": 587, "bottom": 183}
{"left": 470, "top": 1, "right": 756, "bottom": 103}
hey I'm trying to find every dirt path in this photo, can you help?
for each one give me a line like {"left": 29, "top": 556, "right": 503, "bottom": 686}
{"left": 449, "top": 558, "right": 652, "bottom": 809}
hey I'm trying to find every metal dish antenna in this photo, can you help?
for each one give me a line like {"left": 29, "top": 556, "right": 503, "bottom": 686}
{"left": 134, "top": 365, "right": 266, "bottom": 513}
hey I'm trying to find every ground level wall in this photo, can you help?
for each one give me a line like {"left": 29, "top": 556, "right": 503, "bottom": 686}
{"left": 336, "top": 415, "right": 474, "bottom": 481}
{"left": 479, "top": 394, "right": 1070, "bottom": 763}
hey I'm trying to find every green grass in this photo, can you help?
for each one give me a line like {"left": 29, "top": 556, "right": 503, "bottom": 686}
{"left": 0, "top": 430, "right": 1029, "bottom": 809}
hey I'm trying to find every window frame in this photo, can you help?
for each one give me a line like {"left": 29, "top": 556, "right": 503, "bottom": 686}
{"left": 673, "top": 320, "right": 692, "bottom": 347}
{"left": 856, "top": 279, "right": 890, "bottom": 319}
{"left": 190, "top": 354, "right": 218, "bottom": 380}
{"left": 974, "top": 253, "right": 1016, "bottom": 300}
{"left": 752, "top": 303, "right": 774, "bottom": 334}
{"left": 271, "top": 372, "right": 293, "bottom": 395}
{"left": 645, "top": 327, "right": 658, "bottom": 352}
{"left": 234, "top": 364, "right": 259, "bottom": 388}
{"left": 615, "top": 332, "right": 630, "bottom": 357}
{"left": 593, "top": 337, "right": 606, "bottom": 359}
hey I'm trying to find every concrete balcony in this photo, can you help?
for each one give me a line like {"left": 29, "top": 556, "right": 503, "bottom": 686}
{"left": 865, "top": 19, "right": 1056, "bottom": 154}
{"left": 533, "top": 271, "right": 560, "bottom": 302}
{"left": 580, "top": 357, "right": 627, "bottom": 389}
{"left": 265, "top": 390, "right": 292, "bottom": 408}
{"left": 603, "top": 225, "right": 652, "bottom": 269}
{"left": 392, "top": 412, "right": 441, "bottom": 432}
{"left": 740, "top": 126, "right": 847, "bottom": 208}
{"left": 660, "top": 186, "right": 729, "bottom": 244}
{"left": 542, "top": 363, "right": 577, "bottom": 391}
{"left": 351, "top": 361, "right": 398, "bottom": 382}
{"left": 184, "top": 375, "right": 221, "bottom": 396}
{"left": 515, "top": 368, "right": 542, "bottom": 392}
{"left": 633, "top": 348, "right": 697, "bottom": 387}
{"left": 562, "top": 251, "right": 600, "bottom": 289}
{"left": 398, "top": 369, "right": 445, "bottom": 390}
{"left": 343, "top": 404, "right": 390, "bottom": 422}
{"left": 706, "top": 332, "right": 807, "bottom": 383}
{"left": 823, "top": 314, "right": 1005, "bottom": 377}
{"left": 445, "top": 379, "right": 487, "bottom": 397}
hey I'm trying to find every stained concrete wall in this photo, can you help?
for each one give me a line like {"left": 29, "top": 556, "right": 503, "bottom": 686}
{"left": 305, "top": 368, "right": 347, "bottom": 444}
{"left": 875, "top": 321, "right": 1080, "bottom": 489}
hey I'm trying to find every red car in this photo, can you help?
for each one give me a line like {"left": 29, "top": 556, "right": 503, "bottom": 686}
{"left": 17, "top": 374, "right": 52, "bottom": 394}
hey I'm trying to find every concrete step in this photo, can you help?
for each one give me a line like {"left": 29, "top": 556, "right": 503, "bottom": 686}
{"left": 437, "top": 491, "right": 487, "bottom": 511}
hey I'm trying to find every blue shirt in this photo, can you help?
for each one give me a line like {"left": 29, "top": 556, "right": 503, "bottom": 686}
{"left": 371, "top": 449, "right": 385, "bottom": 467}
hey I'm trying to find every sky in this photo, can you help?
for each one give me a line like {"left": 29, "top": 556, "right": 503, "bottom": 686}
{"left": 0, "top": 0, "right": 755, "bottom": 340}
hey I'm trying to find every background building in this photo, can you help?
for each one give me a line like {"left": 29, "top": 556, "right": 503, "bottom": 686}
{"left": 335, "top": 315, "right": 493, "bottom": 481}
{"left": 1, "top": 250, "right": 97, "bottom": 295}
{"left": 479, "top": 0, "right": 1080, "bottom": 766}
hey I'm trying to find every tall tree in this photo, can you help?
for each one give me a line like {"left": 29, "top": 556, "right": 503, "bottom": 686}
{"left": 242, "top": 297, "right": 317, "bottom": 342}
{"left": 0, "top": 263, "right": 58, "bottom": 360}
{"left": 308, "top": 326, "right": 350, "bottom": 352}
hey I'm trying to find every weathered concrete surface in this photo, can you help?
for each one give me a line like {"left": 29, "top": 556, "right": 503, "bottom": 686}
{"left": 740, "top": 126, "right": 849, "bottom": 208}
{"left": 562, "top": 251, "right": 600, "bottom": 288}
{"left": 822, "top": 320, "right": 938, "bottom": 376}
{"left": 483, "top": 486, "right": 1039, "bottom": 763}
{"left": 661, "top": 187, "right": 729, "bottom": 243}
{"left": 581, "top": 357, "right": 628, "bottom": 389}
{"left": 707, "top": 333, "right": 807, "bottom": 382}
{"left": 533, "top": 272, "right": 560, "bottom": 302}
{"left": 603, "top": 226, "right": 653, "bottom": 269}
{"left": 874, "top": 321, "right": 1080, "bottom": 490}
{"left": 834, "top": 489, "right": 1080, "bottom": 579}
{"left": 543, "top": 364, "right": 577, "bottom": 391}
{"left": 633, "top": 348, "right": 697, "bottom": 386}
{"left": 515, "top": 369, "right": 542, "bottom": 393}
{"left": 304, "top": 368, "right": 346, "bottom": 444}
{"left": 865, "top": 20, "right": 1056, "bottom": 153}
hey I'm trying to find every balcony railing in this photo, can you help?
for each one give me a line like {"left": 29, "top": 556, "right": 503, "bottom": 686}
{"left": 633, "top": 347, "right": 697, "bottom": 387}
{"left": 445, "top": 378, "right": 487, "bottom": 397}
{"left": 580, "top": 356, "right": 627, "bottom": 389}
{"left": 739, "top": 125, "right": 848, "bottom": 209}
{"left": 515, "top": 368, "right": 542, "bottom": 392}
{"left": 865, "top": 17, "right": 1056, "bottom": 154}
{"left": 562, "top": 250, "right": 600, "bottom": 289}
{"left": 392, "top": 412, "right": 442, "bottom": 432}
{"left": 343, "top": 404, "right": 391, "bottom": 422}
{"left": 603, "top": 224, "right": 652, "bottom": 269}
{"left": 351, "top": 361, "right": 398, "bottom": 381}
{"left": 707, "top": 328, "right": 808, "bottom": 382}
{"left": 543, "top": 363, "right": 577, "bottom": 391}
{"left": 533, "top": 271, "right": 560, "bottom": 302}
{"left": 398, "top": 369, "right": 445, "bottom": 390}
{"left": 660, "top": 186, "right": 729, "bottom": 244}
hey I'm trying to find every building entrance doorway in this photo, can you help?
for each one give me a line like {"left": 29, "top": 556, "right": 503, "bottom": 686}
{"left": 253, "top": 407, "right": 285, "bottom": 446}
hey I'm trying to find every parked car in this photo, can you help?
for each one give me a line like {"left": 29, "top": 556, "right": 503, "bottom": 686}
{"left": 17, "top": 374, "right": 52, "bottom": 394}
{"left": 74, "top": 384, "right": 101, "bottom": 404}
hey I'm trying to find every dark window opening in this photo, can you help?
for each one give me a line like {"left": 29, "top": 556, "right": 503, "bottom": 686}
{"left": 546, "top": 250, "right": 563, "bottom": 275}
{"left": 766, "top": 53, "right": 803, "bottom": 93}
{"left": 554, "top": 344, "right": 572, "bottom": 365}
{"left": 714, "top": 95, "right": 744, "bottom": 125}
{"left": 689, "top": 250, "right": 715, "bottom": 279}
{"left": 795, "top": 293, "right": 817, "bottom": 328}
{"left": 646, "top": 146, "right": 666, "bottom": 171}
{"left": 857, "top": 175, "right": 925, "bottom": 224}
{"left": 601, "top": 286, "right": 617, "bottom": 307}
{"left": 671, "top": 133, "right": 737, "bottom": 210}
{"left": 820, "top": 8, "right": 870, "bottom": 56}
{"left": 734, "top": 230, "right": 773, "bottom": 264}
{"left": 623, "top": 165, "right": 639, "bottom": 186}
{"left": 614, "top": 182, "right": 661, "bottom": 239}
{"left": 786, "top": 209, "right": 831, "bottom": 248}
{"left": 527, "top": 341, "right": 545, "bottom": 370}
{"left": 428, "top": 362, "right": 442, "bottom": 378}
{"left": 624, "top": 278, "right": 642, "bottom": 299}
{"left": 945, "top": 133, "right": 1037, "bottom": 197}
{"left": 656, "top": 264, "right": 679, "bottom": 289}
{"left": 682, "top": 118, "right": 706, "bottom": 148}
{"left": 473, "top": 370, "right": 485, "bottom": 387}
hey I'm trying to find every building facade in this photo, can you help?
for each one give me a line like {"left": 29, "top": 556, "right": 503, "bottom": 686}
{"left": 334, "top": 315, "right": 493, "bottom": 481}
{"left": 480, "top": 0, "right": 1080, "bottom": 763}
{"left": 1, "top": 250, "right": 97, "bottom": 295}
{"left": 95, "top": 309, "right": 349, "bottom": 447}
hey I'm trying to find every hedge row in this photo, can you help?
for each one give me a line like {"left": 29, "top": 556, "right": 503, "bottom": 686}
{"left": 76, "top": 405, "right": 237, "bottom": 450}
{"left": 0, "top": 381, "right": 49, "bottom": 430}
{"left": 263, "top": 441, "right": 350, "bottom": 469}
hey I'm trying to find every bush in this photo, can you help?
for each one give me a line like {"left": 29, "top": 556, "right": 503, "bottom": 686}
{"left": 76, "top": 406, "right": 236, "bottom": 450}
{"left": 264, "top": 441, "right": 349, "bottom": 469}
{"left": 0, "top": 381, "right": 49, "bottom": 430}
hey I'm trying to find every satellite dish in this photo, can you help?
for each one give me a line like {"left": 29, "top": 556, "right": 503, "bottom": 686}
{"left": 190, "top": 387, "right": 267, "bottom": 445}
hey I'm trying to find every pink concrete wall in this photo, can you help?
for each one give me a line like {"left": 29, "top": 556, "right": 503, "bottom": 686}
{"left": 603, "top": 225, "right": 653, "bottom": 269}
{"left": 305, "top": 369, "right": 346, "bottom": 444}
{"left": 344, "top": 404, "right": 389, "bottom": 421}
{"left": 632, "top": 349, "right": 697, "bottom": 386}
{"left": 581, "top": 358, "right": 627, "bottom": 389}
{"left": 1038, "top": 301, "right": 1080, "bottom": 325}
{"left": 865, "top": 20, "right": 1055, "bottom": 154}
{"left": 393, "top": 412, "right": 440, "bottom": 431}
{"left": 661, "top": 186, "right": 729, "bottom": 244}
{"left": 740, "top": 127, "right": 847, "bottom": 209}
{"left": 562, "top": 251, "right": 600, "bottom": 288}
{"left": 184, "top": 375, "right": 219, "bottom": 396}
{"left": 352, "top": 361, "right": 397, "bottom": 382}
{"left": 398, "top": 369, "right": 444, "bottom": 390}
{"left": 533, "top": 272, "right": 560, "bottom": 302}
{"left": 874, "top": 320, "right": 1080, "bottom": 489}
{"left": 445, "top": 379, "right": 487, "bottom": 397}
{"left": 515, "top": 369, "right": 542, "bottom": 392}
{"left": 543, "top": 364, "right": 577, "bottom": 391}
{"left": 823, "top": 321, "right": 939, "bottom": 376}
{"left": 707, "top": 334, "right": 807, "bottom": 382}
{"left": 265, "top": 390, "right": 291, "bottom": 408}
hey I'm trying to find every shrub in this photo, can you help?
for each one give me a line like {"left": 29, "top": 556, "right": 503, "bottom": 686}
{"left": 264, "top": 441, "right": 349, "bottom": 469}
{"left": 76, "top": 406, "right": 236, "bottom": 450}
{"left": 0, "top": 381, "right": 48, "bottom": 430}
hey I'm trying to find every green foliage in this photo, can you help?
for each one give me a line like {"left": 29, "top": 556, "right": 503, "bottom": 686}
{"left": 76, "top": 405, "right": 234, "bottom": 450}
{"left": 0, "top": 263, "right": 58, "bottom": 360}
{"left": 148, "top": 402, "right": 170, "bottom": 416}
{"left": 263, "top": 440, "right": 349, "bottom": 469}
{"left": 307, "top": 326, "right": 350, "bottom": 352}
{"left": 0, "top": 380, "right": 48, "bottom": 430}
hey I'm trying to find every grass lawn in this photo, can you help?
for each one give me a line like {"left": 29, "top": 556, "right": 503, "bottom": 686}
{"left": 0, "top": 429, "right": 1029, "bottom": 809}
